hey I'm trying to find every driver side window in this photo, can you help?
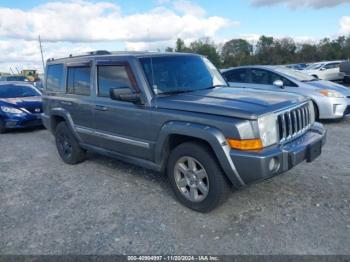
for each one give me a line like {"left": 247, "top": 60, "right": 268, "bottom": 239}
{"left": 97, "top": 65, "right": 133, "bottom": 98}
{"left": 269, "top": 72, "right": 297, "bottom": 87}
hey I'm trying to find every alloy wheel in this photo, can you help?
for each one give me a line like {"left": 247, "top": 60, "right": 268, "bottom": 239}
{"left": 174, "top": 156, "right": 209, "bottom": 202}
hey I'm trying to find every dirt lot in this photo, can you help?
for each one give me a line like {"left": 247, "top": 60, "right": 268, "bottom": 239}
{"left": 0, "top": 118, "right": 349, "bottom": 255}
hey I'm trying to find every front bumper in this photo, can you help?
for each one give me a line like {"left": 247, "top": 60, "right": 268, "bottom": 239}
{"left": 230, "top": 122, "right": 327, "bottom": 185}
{"left": 3, "top": 114, "right": 42, "bottom": 129}
{"left": 318, "top": 96, "right": 350, "bottom": 119}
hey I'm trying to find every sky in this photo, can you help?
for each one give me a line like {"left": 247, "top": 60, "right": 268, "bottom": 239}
{"left": 0, "top": 0, "right": 349, "bottom": 72}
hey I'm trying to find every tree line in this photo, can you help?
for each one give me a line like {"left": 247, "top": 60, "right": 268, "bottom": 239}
{"left": 165, "top": 35, "right": 350, "bottom": 68}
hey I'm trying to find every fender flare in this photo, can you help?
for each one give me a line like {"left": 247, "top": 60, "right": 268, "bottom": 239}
{"left": 49, "top": 108, "right": 81, "bottom": 141}
{"left": 155, "top": 121, "right": 246, "bottom": 188}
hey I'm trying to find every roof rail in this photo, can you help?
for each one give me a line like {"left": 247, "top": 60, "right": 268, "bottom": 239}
{"left": 68, "top": 50, "right": 112, "bottom": 58}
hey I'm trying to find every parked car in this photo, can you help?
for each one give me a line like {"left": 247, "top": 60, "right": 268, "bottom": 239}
{"left": 0, "top": 75, "right": 29, "bottom": 82}
{"left": 0, "top": 82, "right": 43, "bottom": 133}
{"left": 42, "top": 51, "right": 326, "bottom": 212}
{"left": 303, "top": 61, "right": 344, "bottom": 81}
{"left": 221, "top": 66, "right": 350, "bottom": 119}
{"left": 286, "top": 63, "right": 309, "bottom": 71}
{"left": 340, "top": 61, "right": 350, "bottom": 84}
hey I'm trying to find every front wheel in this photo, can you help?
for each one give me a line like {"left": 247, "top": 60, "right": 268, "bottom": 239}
{"left": 167, "top": 142, "right": 231, "bottom": 213}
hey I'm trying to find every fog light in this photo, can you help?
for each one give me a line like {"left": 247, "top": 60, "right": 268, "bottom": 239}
{"left": 268, "top": 157, "right": 280, "bottom": 173}
{"left": 5, "top": 121, "right": 17, "bottom": 127}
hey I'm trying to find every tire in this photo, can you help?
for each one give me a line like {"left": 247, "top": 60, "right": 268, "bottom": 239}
{"left": 55, "top": 122, "right": 86, "bottom": 165}
{"left": 313, "top": 102, "right": 320, "bottom": 120}
{"left": 167, "top": 142, "right": 231, "bottom": 213}
{"left": 0, "top": 119, "right": 6, "bottom": 134}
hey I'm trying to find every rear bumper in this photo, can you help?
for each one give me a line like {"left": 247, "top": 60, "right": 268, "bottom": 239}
{"left": 230, "top": 122, "right": 326, "bottom": 185}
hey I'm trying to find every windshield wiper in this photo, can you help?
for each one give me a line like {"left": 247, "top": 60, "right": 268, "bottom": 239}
{"left": 301, "top": 79, "right": 318, "bottom": 82}
{"left": 158, "top": 85, "right": 227, "bottom": 96}
{"left": 159, "top": 89, "right": 195, "bottom": 95}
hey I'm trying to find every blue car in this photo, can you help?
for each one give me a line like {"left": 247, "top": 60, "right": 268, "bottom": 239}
{"left": 0, "top": 82, "right": 43, "bottom": 133}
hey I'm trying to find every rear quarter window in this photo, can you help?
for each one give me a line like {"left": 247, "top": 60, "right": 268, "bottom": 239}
{"left": 46, "top": 64, "right": 64, "bottom": 91}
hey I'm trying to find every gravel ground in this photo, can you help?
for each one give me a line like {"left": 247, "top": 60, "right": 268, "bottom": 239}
{"left": 0, "top": 118, "right": 349, "bottom": 255}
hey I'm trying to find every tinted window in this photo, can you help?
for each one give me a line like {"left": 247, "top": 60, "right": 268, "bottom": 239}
{"left": 67, "top": 67, "right": 91, "bottom": 96}
{"left": 223, "top": 69, "right": 248, "bottom": 83}
{"left": 140, "top": 56, "right": 226, "bottom": 95}
{"left": 1, "top": 76, "right": 28, "bottom": 81}
{"left": 250, "top": 69, "right": 270, "bottom": 84}
{"left": 98, "top": 65, "right": 133, "bottom": 97}
{"left": 269, "top": 72, "right": 297, "bottom": 87}
{"left": 250, "top": 69, "right": 297, "bottom": 87}
{"left": 46, "top": 64, "right": 64, "bottom": 91}
{"left": 0, "top": 84, "right": 41, "bottom": 98}
{"left": 324, "top": 63, "right": 340, "bottom": 69}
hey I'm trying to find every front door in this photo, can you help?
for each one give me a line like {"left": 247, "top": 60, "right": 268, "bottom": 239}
{"left": 92, "top": 60, "right": 153, "bottom": 161}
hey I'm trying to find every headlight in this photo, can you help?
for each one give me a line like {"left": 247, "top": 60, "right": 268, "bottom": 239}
{"left": 258, "top": 114, "right": 278, "bottom": 147}
{"left": 0, "top": 106, "right": 25, "bottom": 115}
{"left": 318, "top": 89, "right": 345, "bottom": 98}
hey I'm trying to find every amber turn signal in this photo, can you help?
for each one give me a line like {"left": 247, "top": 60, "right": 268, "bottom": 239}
{"left": 227, "top": 138, "right": 263, "bottom": 151}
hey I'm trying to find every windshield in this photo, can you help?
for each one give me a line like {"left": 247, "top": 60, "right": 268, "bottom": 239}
{"left": 306, "top": 63, "right": 324, "bottom": 70}
{"left": 0, "top": 84, "right": 40, "bottom": 98}
{"left": 139, "top": 55, "right": 227, "bottom": 95}
{"left": 275, "top": 67, "right": 316, "bottom": 82}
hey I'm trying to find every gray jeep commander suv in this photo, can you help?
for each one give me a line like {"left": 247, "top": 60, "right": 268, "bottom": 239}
{"left": 42, "top": 51, "right": 326, "bottom": 212}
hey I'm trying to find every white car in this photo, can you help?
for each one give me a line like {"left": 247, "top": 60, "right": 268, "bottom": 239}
{"left": 303, "top": 61, "right": 344, "bottom": 81}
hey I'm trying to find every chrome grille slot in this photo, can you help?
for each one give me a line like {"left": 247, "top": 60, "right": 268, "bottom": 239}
{"left": 277, "top": 103, "right": 312, "bottom": 143}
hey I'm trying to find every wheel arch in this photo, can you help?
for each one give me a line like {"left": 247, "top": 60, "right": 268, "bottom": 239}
{"left": 155, "top": 121, "right": 245, "bottom": 188}
{"left": 49, "top": 108, "right": 80, "bottom": 140}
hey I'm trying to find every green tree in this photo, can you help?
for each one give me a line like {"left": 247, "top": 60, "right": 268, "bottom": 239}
{"left": 255, "top": 35, "right": 275, "bottom": 64}
{"left": 221, "top": 39, "right": 253, "bottom": 67}
{"left": 175, "top": 38, "right": 191, "bottom": 52}
{"left": 189, "top": 38, "right": 222, "bottom": 67}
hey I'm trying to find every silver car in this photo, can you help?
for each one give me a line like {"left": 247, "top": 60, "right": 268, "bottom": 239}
{"left": 221, "top": 66, "right": 350, "bottom": 120}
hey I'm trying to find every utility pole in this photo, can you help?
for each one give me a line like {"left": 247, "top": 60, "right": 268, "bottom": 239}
{"left": 38, "top": 35, "right": 45, "bottom": 72}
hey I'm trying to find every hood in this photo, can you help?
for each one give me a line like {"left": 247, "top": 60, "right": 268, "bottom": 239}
{"left": 156, "top": 87, "right": 307, "bottom": 120}
{"left": 305, "top": 80, "right": 350, "bottom": 96}
{"left": 0, "top": 96, "right": 42, "bottom": 112}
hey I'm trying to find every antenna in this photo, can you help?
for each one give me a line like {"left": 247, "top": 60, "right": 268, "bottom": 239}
{"left": 38, "top": 35, "right": 45, "bottom": 73}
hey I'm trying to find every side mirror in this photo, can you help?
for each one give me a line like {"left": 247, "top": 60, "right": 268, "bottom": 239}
{"left": 110, "top": 87, "right": 142, "bottom": 104}
{"left": 273, "top": 80, "right": 284, "bottom": 89}
{"left": 320, "top": 68, "right": 326, "bottom": 71}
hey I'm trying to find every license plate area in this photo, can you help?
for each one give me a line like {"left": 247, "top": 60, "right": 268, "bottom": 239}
{"left": 306, "top": 139, "right": 322, "bottom": 162}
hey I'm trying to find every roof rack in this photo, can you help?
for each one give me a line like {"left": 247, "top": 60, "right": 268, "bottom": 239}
{"left": 47, "top": 50, "right": 112, "bottom": 62}
{"left": 46, "top": 50, "right": 161, "bottom": 62}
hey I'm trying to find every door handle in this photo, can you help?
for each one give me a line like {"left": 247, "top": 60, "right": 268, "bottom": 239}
{"left": 60, "top": 101, "right": 72, "bottom": 106}
{"left": 95, "top": 105, "right": 108, "bottom": 111}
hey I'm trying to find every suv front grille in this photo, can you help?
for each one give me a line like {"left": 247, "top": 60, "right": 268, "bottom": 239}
{"left": 277, "top": 103, "right": 312, "bottom": 143}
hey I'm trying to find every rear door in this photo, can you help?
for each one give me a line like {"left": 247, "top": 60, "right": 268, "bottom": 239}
{"left": 91, "top": 59, "right": 153, "bottom": 161}
{"left": 63, "top": 62, "right": 96, "bottom": 144}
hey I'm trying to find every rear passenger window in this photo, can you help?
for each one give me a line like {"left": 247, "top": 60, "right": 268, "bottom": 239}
{"left": 97, "top": 65, "right": 133, "bottom": 97}
{"left": 46, "top": 64, "right": 64, "bottom": 91}
{"left": 67, "top": 67, "right": 91, "bottom": 96}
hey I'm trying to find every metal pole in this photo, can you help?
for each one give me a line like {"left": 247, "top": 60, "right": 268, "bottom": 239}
{"left": 39, "top": 35, "right": 45, "bottom": 72}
